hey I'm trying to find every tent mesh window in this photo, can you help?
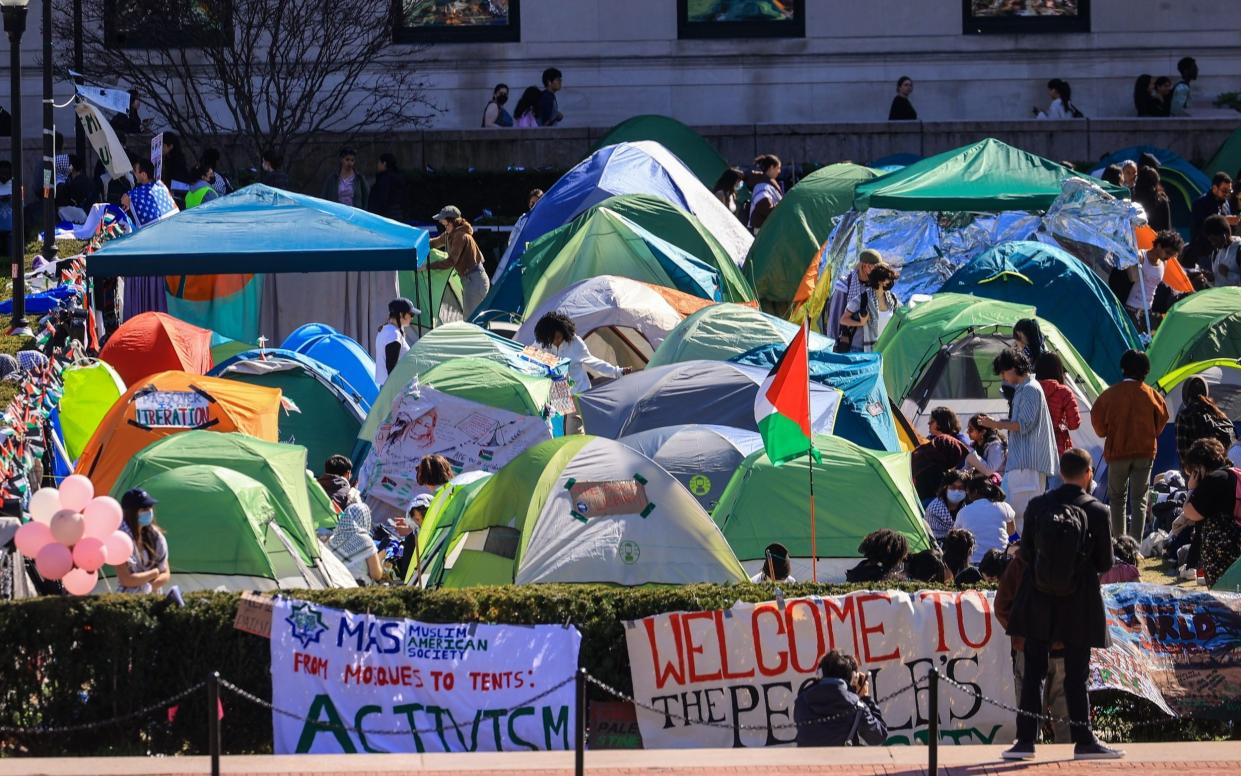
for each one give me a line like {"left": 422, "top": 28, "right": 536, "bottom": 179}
{"left": 912, "top": 335, "right": 1009, "bottom": 406}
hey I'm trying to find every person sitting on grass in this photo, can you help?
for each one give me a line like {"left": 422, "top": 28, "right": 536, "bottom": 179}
{"left": 845, "top": 528, "right": 908, "bottom": 583}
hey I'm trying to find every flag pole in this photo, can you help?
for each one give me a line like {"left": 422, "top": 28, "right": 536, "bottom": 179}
{"left": 804, "top": 317, "right": 817, "bottom": 583}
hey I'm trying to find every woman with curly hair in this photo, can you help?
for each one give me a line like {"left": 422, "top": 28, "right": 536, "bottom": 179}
{"left": 846, "top": 529, "right": 908, "bottom": 583}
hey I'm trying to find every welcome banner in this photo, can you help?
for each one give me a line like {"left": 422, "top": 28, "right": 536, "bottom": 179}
{"left": 271, "top": 598, "right": 581, "bottom": 754}
{"left": 625, "top": 585, "right": 1241, "bottom": 748}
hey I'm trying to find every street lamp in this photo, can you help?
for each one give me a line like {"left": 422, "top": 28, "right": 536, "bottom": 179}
{"left": 39, "top": 0, "right": 56, "bottom": 265}
{"left": 1, "top": 0, "right": 30, "bottom": 334}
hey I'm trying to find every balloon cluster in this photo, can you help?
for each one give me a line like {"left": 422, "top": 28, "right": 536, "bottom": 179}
{"left": 12, "top": 475, "right": 133, "bottom": 595}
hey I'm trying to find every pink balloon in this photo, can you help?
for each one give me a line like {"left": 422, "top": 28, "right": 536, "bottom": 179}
{"left": 14, "top": 521, "right": 54, "bottom": 557}
{"left": 49, "top": 510, "right": 86, "bottom": 547}
{"left": 103, "top": 530, "right": 135, "bottom": 566}
{"left": 58, "top": 475, "right": 95, "bottom": 512}
{"left": 62, "top": 568, "right": 98, "bottom": 596}
{"left": 35, "top": 543, "right": 74, "bottom": 581}
{"left": 83, "top": 497, "right": 123, "bottom": 539}
{"left": 72, "top": 536, "right": 107, "bottom": 573}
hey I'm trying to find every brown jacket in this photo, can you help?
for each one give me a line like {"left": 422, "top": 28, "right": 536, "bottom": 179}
{"left": 1090, "top": 379, "right": 1169, "bottom": 462}
{"left": 429, "top": 219, "right": 484, "bottom": 277}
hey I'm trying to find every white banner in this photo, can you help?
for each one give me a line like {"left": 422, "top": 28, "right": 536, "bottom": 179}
{"left": 625, "top": 590, "right": 1015, "bottom": 748}
{"left": 150, "top": 133, "right": 164, "bottom": 184}
{"left": 73, "top": 78, "right": 131, "bottom": 115}
{"left": 133, "top": 390, "right": 211, "bottom": 428}
{"left": 271, "top": 598, "right": 582, "bottom": 754}
{"left": 74, "top": 101, "right": 131, "bottom": 178}
{"left": 360, "top": 386, "right": 551, "bottom": 508}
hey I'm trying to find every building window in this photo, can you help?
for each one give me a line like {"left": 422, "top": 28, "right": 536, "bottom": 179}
{"left": 394, "top": 0, "right": 520, "bottom": 43}
{"left": 963, "top": 0, "right": 1090, "bottom": 34}
{"left": 105, "top": 0, "right": 233, "bottom": 49}
{"left": 677, "top": 0, "right": 805, "bottom": 40}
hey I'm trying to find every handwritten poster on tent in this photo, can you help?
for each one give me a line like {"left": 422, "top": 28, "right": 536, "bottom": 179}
{"left": 360, "top": 387, "right": 550, "bottom": 509}
{"left": 271, "top": 598, "right": 581, "bottom": 754}
{"left": 133, "top": 390, "right": 210, "bottom": 428}
{"left": 625, "top": 586, "right": 1241, "bottom": 748}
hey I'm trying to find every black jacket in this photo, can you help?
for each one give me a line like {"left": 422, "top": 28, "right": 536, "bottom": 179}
{"left": 368, "top": 170, "right": 408, "bottom": 222}
{"left": 794, "top": 678, "right": 887, "bottom": 747}
{"left": 1006, "top": 484, "right": 1113, "bottom": 649}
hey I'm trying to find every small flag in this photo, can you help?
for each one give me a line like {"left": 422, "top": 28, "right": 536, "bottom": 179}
{"left": 754, "top": 320, "right": 821, "bottom": 466}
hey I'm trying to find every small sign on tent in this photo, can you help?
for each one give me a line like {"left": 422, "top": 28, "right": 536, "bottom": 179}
{"left": 133, "top": 390, "right": 211, "bottom": 428}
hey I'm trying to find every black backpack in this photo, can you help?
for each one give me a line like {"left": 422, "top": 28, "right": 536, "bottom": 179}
{"left": 1031, "top": 499, "right": 1090, "bottom": 597}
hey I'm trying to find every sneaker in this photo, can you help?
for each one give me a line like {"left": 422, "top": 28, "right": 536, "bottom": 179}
{"left": 1002, "top": 743, "right": 1035, "bottom": 760}
{"left": 1074, "top": 742, "right": 1125, "bottom": 760}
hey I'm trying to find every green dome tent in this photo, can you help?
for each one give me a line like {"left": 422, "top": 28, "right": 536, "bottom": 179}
{"left": 521, "top": 208, "right": 750, "bottom": 313}
{"left": 745, "top": 163, "right": 879, "bottom": 313}
{"left": 1145, "top": 288, "right": 1241, "bottom": 385}
{"left": 406, "top": 472, "right": 492, "bottom": 586}
{"left": 647, "top": 303, "right": 833, "bottom": 367}
{"left": 59, "top": 361, "right": 125, "bottom": 461}
{"left": 1206, "top": 124, "right": 1241, "bottom": 185}
{"left": 120, "top": 465, "right": 354, "bottom": 591}
{"left": 712, "top": 434, "right": 931, "bottom": 583}
{"left": 421, "top": 436, "right": 747, "bottom": 588}
{"left": 940, "top": 241, "right": 1142, "bottom": 383}
{"left": 421, "top": 357, "right": 553, "bottom": 417}
{"left": 590, "top": 115, "right": 729, "bottom": 188}
{"left": 110, "top": 431, "right": 337, "bottom": 565}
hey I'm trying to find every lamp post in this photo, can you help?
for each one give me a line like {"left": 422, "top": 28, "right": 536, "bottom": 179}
{"left": 73, "top": 0, "right": 82, "bottom": 162}
{"left": 40, "top": 0, "right": 55, "bottom": 264}
{"left": 1, "top": 0, "right": 29, "bottom": 334}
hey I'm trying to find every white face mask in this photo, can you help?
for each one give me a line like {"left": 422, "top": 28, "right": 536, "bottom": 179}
{"left": 946, "top": 489, "right": 967, "bottom": 504}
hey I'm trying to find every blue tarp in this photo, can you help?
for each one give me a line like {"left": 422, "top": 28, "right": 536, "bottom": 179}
{"left": 0, "top": 285, "right": 78, "bottom": 315}
{"left": 483, "top": 141, "right": 740, "bottom": 315}
{"left": 85, "top": 184, "right": 430, "bottom": 277}
{"left": 940, "top": 240, "right": 1142, "bottom": 383}
{"left": 731, "top": 346, "right": 901, "bottom": 453}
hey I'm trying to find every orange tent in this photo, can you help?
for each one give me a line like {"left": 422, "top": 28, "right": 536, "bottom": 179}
{"left": 100, "top": 312, "right": 213, "bottom": 386}
{"left": 74, "top": 371, "right": 282, "bottom": 493}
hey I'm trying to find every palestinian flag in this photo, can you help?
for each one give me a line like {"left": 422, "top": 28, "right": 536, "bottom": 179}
{"left": 754, "top": 320, "right": 821, "bottom": 466}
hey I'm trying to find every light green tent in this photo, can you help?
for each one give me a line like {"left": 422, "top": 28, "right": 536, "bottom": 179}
{"left": 854, "top": 138, "right": 1127, "bottom": 212}
{"left": 405, "top": 472, "right": 492, "bottom": 586}
{"left": 425, "top": 436, "right": 747, "bottom": 588}
{"left": 110, "top": 431, "right": 333, "bottom": 564}
{"left": 590, "top": 115, "right": 729, "bottom": 187}
{"left": 1206, "top": 124, "right": 1241, "bottom": 185}
{"left": 522, "top": 205, "right": 754, "bottom": 311}
{"left": 122, "top": 465, "right": 353, "bottom": 591}
{"left": 360, "top": 322, "right": 568, "bottom": 445}
{"left": 399, "top": 251, "right": 464, "bottom": 332}
{"left": 59, "top": 361, "right": 125, "bottom": 461}
{"left": 1145, "top": 288, "right": 1241, "bottom": 385}
{"left": 647, "top": 303, "right": 833, "bottom": 368}
{"left": 421, "top": 357, "right": 553, "bottom": 417}
{"left": 745, "top": 163, "right": 879, "bottom": 312}
{"left": 712, "top": 434, "right": 931, "bottom": 582}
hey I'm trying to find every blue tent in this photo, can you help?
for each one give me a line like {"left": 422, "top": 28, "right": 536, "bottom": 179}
{"left": 85, "top": 185, "right": 430, "bottom": 277}
{"left": 1095, "top": 145, "right": 1210, "bottom": 194}
{"left": 940, "top": 241, "right": 1141, "bottom": 383}
{"left": 282, "top": 323, "right": 342, "bottom": 352}
{"left": 481, "top": 141, "right": 752, "bottom": 315}
{"left": 288, "top": 333, "right": 378, "bottom": 410}
{"left": 210, "top": 348, "right": 368, "bottom": 471}
{"left": 731, "top": 346, "right": 902, "bottom": 453}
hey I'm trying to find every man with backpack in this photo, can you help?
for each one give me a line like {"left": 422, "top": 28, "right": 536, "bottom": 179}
{"left": 1002, "top": 448, "right": 1123, "bottom": 762}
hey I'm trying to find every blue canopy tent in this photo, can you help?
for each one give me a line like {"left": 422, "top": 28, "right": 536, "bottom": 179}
{"left": 940, "top": 241, "right": 1141, "bottom": 383}
{"left": 84, "top": 185, "right": 430, "bottom": 348}
{"left": 481, "top": 140, "right": 752, "bottom": 316}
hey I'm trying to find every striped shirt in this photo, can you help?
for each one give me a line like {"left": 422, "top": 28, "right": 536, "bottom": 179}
{"left": 1006, "top": 378, "right": 1059, "bottom": 476}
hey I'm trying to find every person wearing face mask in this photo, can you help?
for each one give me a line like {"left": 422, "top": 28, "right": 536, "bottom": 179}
{"left": 924, "top": 469, "right": 968, "bottom": 543}
{"left": 481, "top": 83, "right": 514, "bottom": 128}
{"left": 712, "top": 167, "right": 745, "bottom": 220}
{"left": 116, "top": 489, "right": 171, "bottom": 594}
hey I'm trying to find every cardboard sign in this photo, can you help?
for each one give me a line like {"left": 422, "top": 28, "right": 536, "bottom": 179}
{"left": 150, "top": 133, "right": 164, "bottom": 184}
{"left": 233, "top": 592, "right": 274, "bottom": 639}
{"left": 133, "top": 390, "right": 211, "bottom": 428}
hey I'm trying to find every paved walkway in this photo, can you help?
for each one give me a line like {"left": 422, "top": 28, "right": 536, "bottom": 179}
{"left": 6, "top": 742, "right": 1241, "bottom": 775}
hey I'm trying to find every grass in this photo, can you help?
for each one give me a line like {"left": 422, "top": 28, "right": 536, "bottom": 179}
{"left": 1139, "top": 553, "right": 1195, "bottom": 588}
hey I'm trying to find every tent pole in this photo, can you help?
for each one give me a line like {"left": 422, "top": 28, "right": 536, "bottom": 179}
{"left": 808, "top": 447, "right": 817, "bottom": 583}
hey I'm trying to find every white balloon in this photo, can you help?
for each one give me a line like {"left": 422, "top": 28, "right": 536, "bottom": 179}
{"left": 29, "top": 488, "right": 62, "bottom": 525}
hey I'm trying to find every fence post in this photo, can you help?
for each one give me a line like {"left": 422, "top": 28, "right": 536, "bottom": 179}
{"left": 575, "top": 668, "right": 586, "bottom": 776}
{"left": 207, "top": 671, "right": 221, "bottom": 776}
{"left": 927, "top": 667, "right": 939, "bottom": 776}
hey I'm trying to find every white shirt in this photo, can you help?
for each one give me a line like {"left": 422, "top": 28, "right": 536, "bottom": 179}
{"left": 1126, "top": 256, "right": 1165, "bottom": 310}
{"left": 1211, "top": 237, "right": 1241, "bottom": 287}
{"left": 749, "top": 571, "right": 797, "bottom": 584}
{"left": 952, "top": 499, "right": 1015, "bottom": 564}
{"left": 542, "top": 335, "right": 623, "bottom": 394}
{"left": 373, "top": 323, "right": 409, "bottom": 385}
{"left": 1039, "top": 99, "right": 1073, "bottom": 119}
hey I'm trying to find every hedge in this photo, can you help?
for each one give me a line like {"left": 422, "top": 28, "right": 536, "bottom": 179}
{"left": 0, "top": 583, "right": 1228, "bottom": 756}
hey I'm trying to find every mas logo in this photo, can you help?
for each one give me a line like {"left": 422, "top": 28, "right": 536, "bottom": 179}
{"left": 285, "top": 602, "right": 329, "bottom": 649}
{"left": 688, "top": 474, "right": 711, "bottom": 496}
{"left": 619, "top": 540, "right": 641, "bottom": 565}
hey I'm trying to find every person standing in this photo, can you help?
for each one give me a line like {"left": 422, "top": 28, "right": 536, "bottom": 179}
{"left": 321, "top": 147, "right": 369, "bottom": 209}
{"left": 260, "top": 149, "right": 291, "bottom": 189}
{"left": 184, "top": 164, "right": 219, "bottom": 209}
{"left": 374, "top": 297, "right": 415, "bottom": 386}
{"left": 747, "top": 154, "right": 783, "bottom": 232}
{"left": 975, "top": 348, "right": 1058, "bottom": 529}
{"left": 1190, "top": 173, "right": 1235, "bottom": 243}
{"left": 532, "top": 311, "right": 628, "bottom": 395}
{"left": 1002, "top": 448, "right": 1122, "bottom": 761}
{"left": 1035, "top": 79, "right": 1081, "bottom": 119}
{"left": 481, "top": 83, "right": 514, "bottom": 128}
{"left": 368, "top": 153, "right": 408, "bottom": 222}
{"left": 1133, "top": 74, "right": 1158, "bottom": 117}
{"left": 888, "top": 76, "right": 917, "bottom": 121}
{"left": 1090, "top": 350, "right": 1169, "bottom": 539}
{"left": 1151, "top": 77, "right": 1174, "bottom": 116}
{"left": 1132, "top": 166, "right": 1172, "bottom": 233}
{"left": 828, "top": 249, "right": 882, "bottom": 352}
{"left": 1205, "top": 214, "right": 1241, "bottom": 286}
{"left": 1170, "top": 57, "right": 1198, "bottom": 116}
{"left": 536, "top": 68, "right": 564, "bottom": 127}
{"left": 838, "top": 263, "right": 898, "bottom": 352}
{"left": 428, "top": 205, "right": 490, "bottom": 318}
{"left": 712, "top": 167, "right": 745, "bottom": 219}
{"left": 512, "top": 86, "right": 542, "bottom": 128}
{"left": 1126, "top": 230, "right": 1181, "bottom": 333}
{"left": 1035, "top": 353, "right": 1081, "bottom": 459}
